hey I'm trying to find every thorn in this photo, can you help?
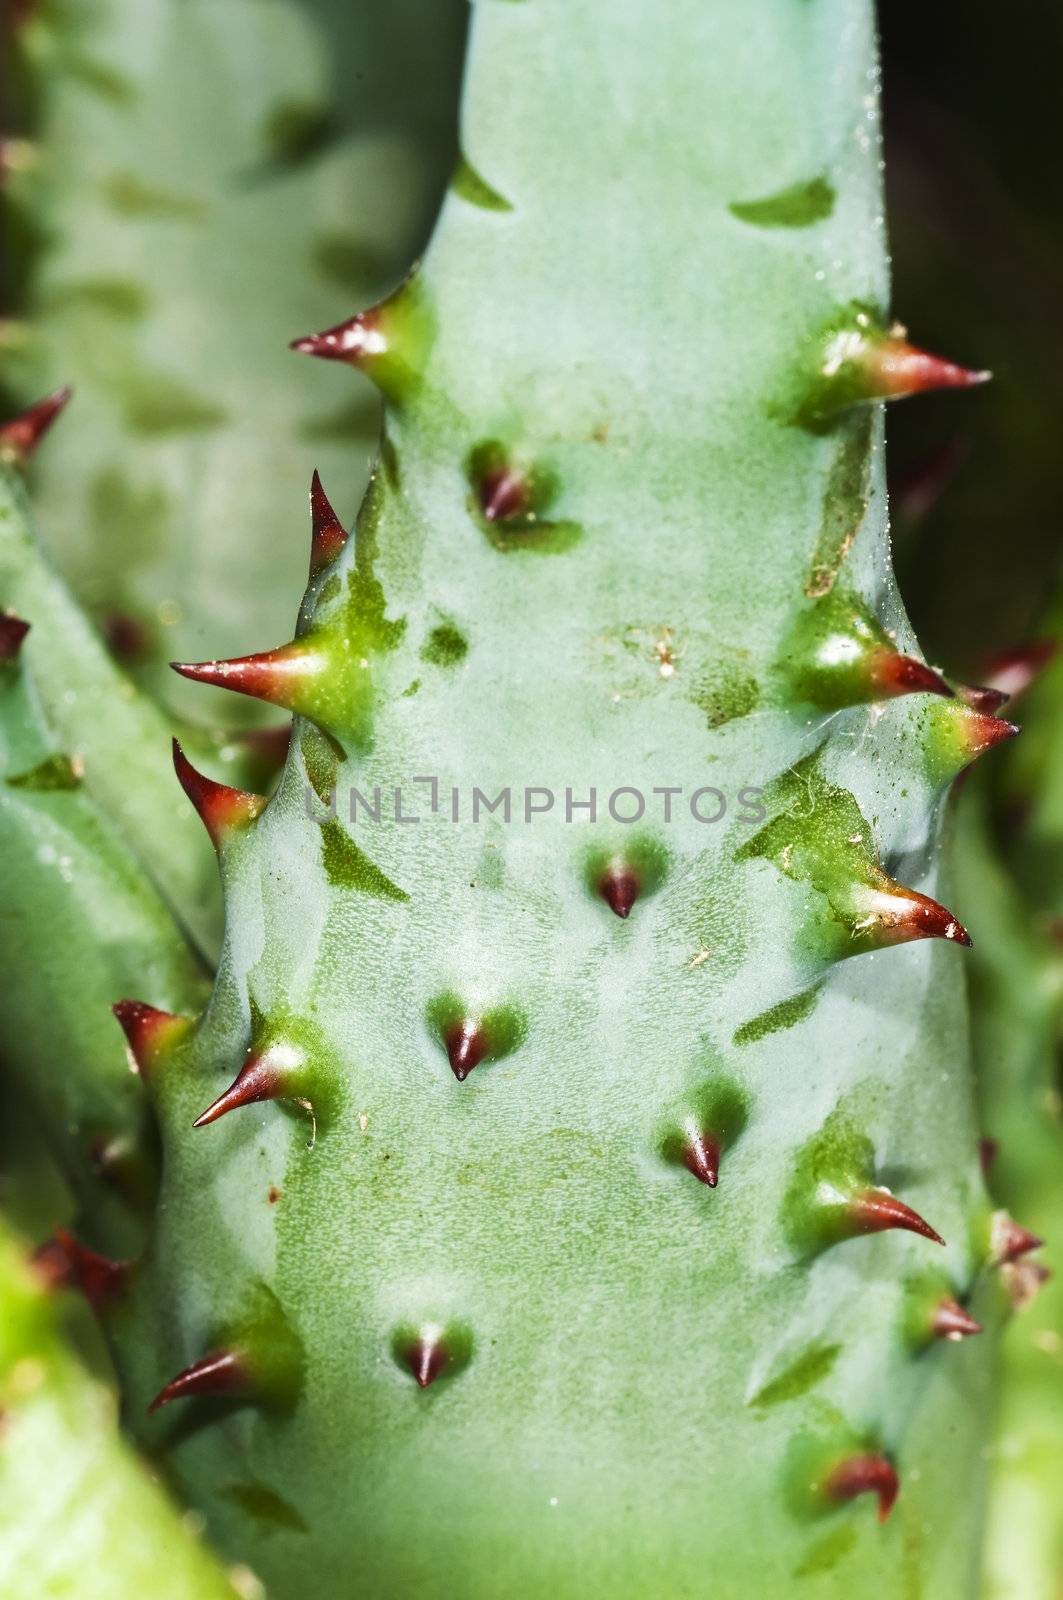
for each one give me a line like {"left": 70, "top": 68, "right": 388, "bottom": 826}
{"left": 992, "top": 1212, "right": 1043, "bottom": 1264}
{"left": 850, "top": 1188, "right": 945, "bottom": 1246}
{"left": 33, "top": 1229, "right": 130, "bottom": 1309}
{"left": 932, "top": 1297, "right": 982, "bottom": 1341}
{"left": 865, "top": 336, "right": 990, "bottom": 402}
{"left": 480, "top": 466, "right": 530, "bottom": 524}
{"left": 148, "top": 1349, "right": 245, "bottom": 1413}
{"left": 956, "top": 711, "right": 1020, "bottom": 763}
{"left": 599, "top": 862, "right": 640, "bottom": 919}
{"left": 0, "top": 612, "right": 30, "bottom": 661}
{"left": 101, "top": 609, "right": 152, "bottom": 665}
{"left": 406, "top": 1334, "right": 447, "bottom": 1389}
{"left": 309, "top": 470, "right": 348, "bottom": 578}
{"left": 291, "top": 309, "right": 386, "bottom": 365}
{"left": 1002, "top": 1260, "right": 1052, "bottom": 1311}
{"left": 981, "top": 640, "right": 1058, "bottom": 700}
{"left": 171, "top": 642, "right": 322, "bottom": 714}
{"left": 823, "top": 1453, "right": 899, "bottom": 1522}
{"left": 870, "top": 652, "right": 954, "bottom": 700}
{"left": 111, "top": 999, "right": 190, "bottom": 1076}
{"left": 979, "top": 1137, "right": 999, "bottom": 1177}
{"left": 172, "top": 739, "right": 266, "bottom": 849}
{"left": 956, "top": 683, "right": 1010, "bottom": 716}
{"left": 444, "top": 1020, "right": 488, "bottom": 1082}
{"left": 681, "top": 1130, "right": 720, "bottom": 1187}
{"left": 193, "top": 1048, "right": 291, "bottom": 1128}
{"left": 0, "top": 386, "right": 72, "bottom": 464}
{"left": 853, "top": 883, "right": 971, "bottom": 949}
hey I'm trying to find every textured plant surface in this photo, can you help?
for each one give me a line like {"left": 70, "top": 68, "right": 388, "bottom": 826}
{"left": 0, "top": 2, "right": 1054, "bottom": 1597}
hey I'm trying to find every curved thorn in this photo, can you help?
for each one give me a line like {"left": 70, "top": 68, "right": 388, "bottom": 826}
{"left": 850, "top": 1187, "right": 945, "bottom": 1246}
{"left": 0, "top": 386, "right": 72, "bottom": 463}
{"left": 824, "top": 1453, "right": 899, "bottom": 1522}
{"left": 172, "top": 739, "right": 266, "bottom": 849}
{"left": 0, "top": 613, "right": 30, "bottom": 661}
{"left": 170, "top": 643, "right": 321, "bottom": 713}
{"left": 34, "top": 1228, "right": 130, "bottom": 1308}
{"left": 148, "top": 1349, "right": 245, "bottom": 1413}
{"left": 444, "top": 1021, "right": 487, "bottom": 1082}
{"left": 867, "top": 338, "right": 990, "bottom": 401}
{"left": 111, "top": 998, "right": 189, "bottom": 1076}
{"left": 309, "top": 470, "right": 348, "bottom": 577}
{"left": 932, "top": 1297, "right": 982, "bottom": 1341}
{"left": 192, "top": 1051, "right": 284, "bottom": 1128}
{"left": 871, "top": 653, "right": 954, "bottom": 700}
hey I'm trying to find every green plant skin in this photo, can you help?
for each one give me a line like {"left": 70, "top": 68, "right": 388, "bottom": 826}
{"left": 2, "top": 0, "right": 465, "bottom": 717}
{"left": 0, "top": 0, "right": 1009, "bottom": 1594}
{"left": 0, "top": 1219, "right": 243, "bottom": 1600}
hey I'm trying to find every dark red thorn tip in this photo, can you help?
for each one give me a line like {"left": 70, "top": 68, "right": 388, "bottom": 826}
{"left": 871, "top": 338, "right": 990, "bottom": 400}
{"left": 290, "top": 309, "right": 381, "bottom": 365}
{"left": 147, "top": 1350, "right": 245, "bottom": 1413}
{"left": 479, "top": 467, "right": 529, "bottom": 524}
{"left": 957, "top": 683, "right": 1010, "bottom": 716}
{"left": 873, "top": 652, "right": 954, "bottom": 700}
{"left": 850, "top": 1188, "right": 945, "bottom": 1246}
{"left": 824, "top": 1453, "right": 899, "bottom": 1523}
{"left": 599, "top": 864, "right": 640, "bottom": 919}
{"left": 932, "top": 1297, "right": 982, "bottom": 1341}
{"left": 681, "top": 1131, "right": 720, "bottom": 1188}
{"left": 964, "top": 713, "right": 1021, "bottom": 759}
{"left": 0, "top": 387, "right": 73, "bottom": 463}
{"left": 34, "top": 1229, "right": 129, "bottom": 1308}
{"left": 993, "top": 1214, "right": 1044, "bottom": 1264}
{"left": 111, "top": 999, "right": 186, "bottom": 1073}
{"left": 979, "top": 1137, "right": 999, "bottom": 1177}
{"left": 193, "top": 1052, "right": 284, "bottom": 1128}
{"left": 172, "top": 739, "right": 266, "bottom": 849}
{"left": 406, "top": 1336, "right": 447, "bottom": 1389}
{"left": 170, "top": 646, "right": 312, "bottom": 710}
{"left": 444, "top": 1021, "right": 488, "bottom": 1082}
{"left": 308, "top": 470, "right": 348, "bottom": 577}
{"left": 0, "top": 613, "right": 30, "bottom": 661}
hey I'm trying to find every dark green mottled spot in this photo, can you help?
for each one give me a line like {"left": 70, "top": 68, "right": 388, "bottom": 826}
{"left": 730, "top": 176, "right": 835, "bottom": 228}
{"left": 793, "top": 1525, "right": 857, "bottom": 1578}
{"left": 102, "top": 173, "right": 207, "bottom": 220}
{"left": 43, "top": 277, "right": 150, "bottom": 319}
{"left": 750, "top": 1343, "right": 841, "bottom": 1409}
{"left": 262, "top": 100, "right": 337, "bottom": 166}
{"left": 380, "top": 428, "right": 400, "bottom": 489}
{"left": 221, "top": 1482, "right": 308, "bottom": 1534}
{"left": 300, "top": 726, "right": 342, "bottom": 805}
{"left": 452, "top": 154, "right": 513, "bottom": 211}
{"left": 120, "top": 372, "right": 226, "bottom": 435}
{"left": 688, "top": 659, "right": 760, "bottom": 728}
{"left": 311, "top": 232, "right": 393, "bottom": 291}
{"left": 402, "top": 679, "right": 421, "bottom": 698}
{"left": 5, "top": 754, "right": 81, "bottom": 791}
{"left": 805, "top": 412, "right": 873, "bottom": 596}
{"left": 318, "top": 575, "right": 341, "bottom": 607}
{"left": 320, "top": 818, "right": 407, "bottom": 900}
{"left": 734, "top": 984, "right": 822, "bottom": 1046}
{"left": 421, "top": 623, "right": 468, "bottom": 667}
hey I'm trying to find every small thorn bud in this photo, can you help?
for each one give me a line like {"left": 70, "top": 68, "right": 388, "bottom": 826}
{"left": 681, "top": 1130, "right": 720, "bottom": 1188}
{"left": 444, "top": 1020, "right": 487, "bottom": 1082}
{"left": 0, "top": 612, "right": 30, "bottom": 661}
{"left": 932, "top": 1297, "right": 982, "bottom": 1341}
{"left": 408, "top": 1334, "right": 447, "bottom": 1388}
{"left": 308, "top": 470, "right": 348, "bottom": 577}
{"left": 0, "top": 386, "right": 72, "bottom": 464}
{"left": 979, "top": 1137, "right": 999, "bottom": 1176}
{"left": 1002, "top": 1260, "right": 1052, "bottom": 1311}
{"left": 480, "top": 465, "right": 531, "bottom": 524}
{"left": 849, "top": 882, "right": 970, "bottom": 950}
{"left": 172, "top": 739, "right": 266, "bottom": 849}
{"left": 957, "top": 683, "right": 1010, "bottom": 716}
{"left": 991, "top": 1211, "right": 1043, "bottom": 1264}
{"left": 112, "top": 999, "right": 191, "bottom": 1077}
{"left": 823, "top": 1453, "right": 899, "bottom": 1522}
{"left": 428, "top": 994, "right": 526, "bottom": 1083}
{"left": 599, "top": 862, "right": 640, "bottom": 919}
{"left": 148, "top": 1349, "right": 246, "bottom": 1413}
{"left": 290, "top": 277, "right": 428, "bottom": 403}
{"left": 392, "top": 1322, "right": 470, "bottom": 1388}
{"left": 850, "top": 1188, "right": 945, "bottom": 1246}
{"left": 34, "top": 1229, "right": 130, "bottom": 1309}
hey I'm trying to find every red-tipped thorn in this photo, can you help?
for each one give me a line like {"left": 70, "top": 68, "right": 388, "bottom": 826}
{"left": 290, "top": 308, "right": 385, "bottom": 366}
{"left": 992, "top": 1212, "right": 1043, "bottom": 1264}
{"left": 855, "top": 883, "right": 971, "bottom": 949}
{"left": 148, "top": 1350, "right": 245, "bottom": 1413}
{"left": 112, "top": 999, "right": 189, "bottom": 1076}
{"left": 957, "top": 683, "right": 1010, "bottom": 716}
{"left": 867, "top": 336, "right": 990, "bottom": 402}
{"left": 932, "top": 1297, "right": 982, "bottom": 1341}
{"left": 406, "top": 1334, "right": 447, "bottom": 1389}
{"left": 824, "top": 1453, "right": 899, "bottom": 1522}
{"left": 981, "top": 641, "right": 1058, "bottom": 701}
{"left": 0, "top": 613, "right": 30, "bottom": 661}
{"left": 308, "top": 470, "right": 348, "bottom": 577}
{"left": 171, "top": 644, "right": 321, "bottom": 713}
{"left": 979, "top": 1137, "right": 999, "bottom": 1177}
{"left": 1002, "top": 1260, "right": 1052, "bottom": 1311}
{"left": 34, "top": 1229, "right": 130, "bottom": 1309}
{"left": 850, "top": 1188, "right": 945, "bottom": 1246}
{"left": 959, "top": 712, "right": 1021, "bottom": 762}
{"left": 0, "top": 387, "right": 72, "bottom": 464}
{"left": 870, "top": 652, "right": 953, "bottom": 701}
{"left": 193, "top": 1050, "right": 286, "bottom": 1128}
{"left": 681, "top": 1130, "right": 720, "bottom": 1188}
{"left": 172, "top": 739, "right": 266, "bottom": 849}
{"left": 479, "top": 466, "right": 530, "bottom": 524}
{"left": 599, "top": 864, "right": 640, "bottom": 919}
{"left": 444, "top": 1021, "right": 487, "bottom": 1082}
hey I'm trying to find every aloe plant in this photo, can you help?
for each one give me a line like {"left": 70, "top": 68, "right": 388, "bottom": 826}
{"left": 0, "top": 1, "right": 1042, "bottom": 1595}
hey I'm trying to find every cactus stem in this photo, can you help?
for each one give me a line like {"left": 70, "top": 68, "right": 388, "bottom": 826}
{"left": 172, "top": 739, "right": 267, "bottom": 849}
{"left": 308, "top": 470, "right": 348, "bottom": 578}
{"left": 148, "top": 1350, "right": 246, "bottom": 1413}
{"left": 0, "top": 386, "right": 73, "bottom": 464}
{"left": 849, "top": 1188, "right": 945, "bottom": 1245}
{"left": 0, "top": 612, "right": 30, "bottom": 661}
{"left": 822, "top": 1453, "right": 899, "bottom": 1522}
{"left": 931, "top": 1297, "right": 982, "bottom": 1341}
